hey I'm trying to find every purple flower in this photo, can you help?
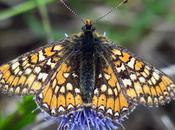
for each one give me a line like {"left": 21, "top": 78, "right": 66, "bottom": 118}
{"left": 44, "top": 107, "right": 127, "bottom": 130}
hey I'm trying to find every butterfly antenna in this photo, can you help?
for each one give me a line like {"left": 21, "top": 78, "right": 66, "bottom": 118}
{"left": 60, "top": 0, "right": 85, "bottom": 24}
{"left": 94, "top": 0, "right": 128, "bottom": 24}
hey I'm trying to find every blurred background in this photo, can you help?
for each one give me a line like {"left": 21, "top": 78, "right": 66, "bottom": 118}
{"left": 0, "top": 0, "right": 175, "bottom": 130}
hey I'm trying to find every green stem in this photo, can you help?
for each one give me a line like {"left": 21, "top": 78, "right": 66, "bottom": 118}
{"left": 36, "top": 0, "right": 54, "bottom": 40}
{"left": 0, "top": 0, "right": 54, "bottom": 21}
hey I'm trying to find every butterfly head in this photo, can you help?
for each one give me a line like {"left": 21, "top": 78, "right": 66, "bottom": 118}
{"left": 82, "top": 19, "right": 96, "bottom": 33}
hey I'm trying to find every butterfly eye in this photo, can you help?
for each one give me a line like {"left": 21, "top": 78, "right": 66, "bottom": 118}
{"left": 81, "top": 19, "right": 96, "bottom": 33}
{"left": 84, "top": 19, "right": 92, "bottom": 26}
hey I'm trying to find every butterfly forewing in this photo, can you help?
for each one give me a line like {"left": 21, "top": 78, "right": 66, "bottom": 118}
{"left": 101, "top": 42, "right": 175, "bottom": 107}
{"left": 0, "top": 42, "right": 67, "bottom": 95}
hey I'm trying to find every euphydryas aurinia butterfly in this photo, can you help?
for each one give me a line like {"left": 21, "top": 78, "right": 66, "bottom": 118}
{"left": 0, "top": 1, "right": 175, "bottom": 130}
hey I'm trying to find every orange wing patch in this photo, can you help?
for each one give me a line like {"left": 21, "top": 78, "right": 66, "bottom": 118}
{"left": 44, "top": 47, "right": 56, "bottom": 57}
{"left": 30, "top": 53, "right": 38, "bottom": 63}
{"left": 36, "top": 60, "right": 83, "bottom": 116}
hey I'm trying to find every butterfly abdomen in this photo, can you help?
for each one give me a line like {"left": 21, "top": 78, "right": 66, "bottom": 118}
{"left": 79, "top": 24, "right": 96, "bottom": 103}
{"left": 80, "top": 52, "right": 95, "bottom": 103}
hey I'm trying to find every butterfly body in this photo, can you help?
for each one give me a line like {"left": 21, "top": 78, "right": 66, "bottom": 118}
{"left": 80, "top": 19, "right": 102, "bottom": 103}
{"left": 0, "top": 19, "right": 175, "bottom": 121}
{"left": 79, "top": 20, "right": 96, "bottom": 103}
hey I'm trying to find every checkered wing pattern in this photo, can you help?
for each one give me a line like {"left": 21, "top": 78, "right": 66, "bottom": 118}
{"left": 92, "top": 59, "right": 134, "bottom": 119}
{"left": 36, "top": 55, "right": 83, "bottom": 116}
{"left": 0, "top": 42, "right": 66, "bottom": 95}
{"left": 102, "top": 42, "right": 175, "bottom": 107}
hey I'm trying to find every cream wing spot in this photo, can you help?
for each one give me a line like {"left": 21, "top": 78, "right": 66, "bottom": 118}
{"left": 107, "top": 88, "right": 113, "bottom": 95}
{"left": 53, "top": 45, "right": 63, "bottom": 51}
{"left": 113, "top": 88, "right": 118, "bottom": 96}
{"left": 43, "top": 103, "right": 49, "bottom": 109}
{"left": 94, "top": 88, "right": 99, "bottom": 95}
{"left": 34, "top": 67, "right": 41, "bottom": 74}
{"left": 122, "top": 79, "right": 132, "bottom": 87}
{"left": 139, "top": 97, "right": 146, "bottom": 105}
{"left": 25, "top": 68, "right": 32, "bottom": 75}
{"left": 51, "top": 109, "right": 56, "bottom": 115}
{"left": 54, "top": 86, "right": 60, "bottom": 94}
{"left": 12, "top": 62, "right": 19, "bottom": 70}
{"left": 22, "top": 88, "right": 28, "bottom": 94}
{"left": 154, "top": 98, "right": 159, "bottom": 106}
{"left": 60, "top": 86, "right": 65, "bottom": 93}
{"left": 38, "top": 73, "right": 48, "bottom": 81}
{"left": 148, "top": 80, "right": 152, "bottom": 85}
{"left": 106, "top": 109, "right": 113, "bottom": 115}
{"left": 38, "top": 51, "right": 45, "bottom": 61}
{"left": 18, "top": 71, "right": 23, "bottom": 75}
{"left": 114, "top": 112, "right": 119, "bottom": 117}
{"left": 9, "top": 88, "right": 14, "bottom": 93}
{"left": 127, "top": 58, "right": 135, "bottom": 69}
{"left": 38, "top": 93, "right": 43, "bottom": 99}
{"left": 130, "top": 74, "right": 137, "bottom": 81}
{"left": 122, "top": 107, "right": 129, "bottom": 113}
{"left": 0, "top": 79, "right": 5, "bottom": 84}
{"left": 66, "top": 83, "right": 73, "bottom": 91}
{"left": 147, "top": 96, "right": 153, "bottom": 106}
{"left": 151, "top": 76, "right": 156, "bottom": 85}
{"left": 72, "top": 73, "right": 78, "bottom": 78}
{"left": 112, "top": 49, "right": 122, "bottom": 55}
{"left": 139, "top": 77, "right": 146, "bottom": 83}
{"left": 15, "top": 87, "right": 20, "bottom": 93}
{"left": 67, "top": 104, "right": 74, "bottom": 110}
{"left": 14, "top": 67, "right": 20, "bottom": 75}
{"left": 141, "top": 72, "right": 147, "bottom": 78}
{"left": 100, "top": 84, "right": 107, "bottom": 92}
{"left": 4, "top": 85, "right": 9, "bottom": 90}
{"left": 98, "top": 73, "right": 102, "bottom": 78}
{"left": 58, "top": 106, "right": 65, "bottom": 112}
{"left": 22, "top": 57, "right": 27, "bottom": 61}
{"left": 75, "top": 88, "right": 80, "bottom": 93}
{"left": 52, "top": 79, "right": 57, "bottom": 88}
{"left": 98, "top": 106, "right": 105, "bottom": 111}
{"left": 104, "top": 73, "right": 110, "bottom": 80}
{"left": 153, "top": 72, "right": 160, "bottom": 80}
{"left": 64, "top": 73, "right": 70, "bottom": 78}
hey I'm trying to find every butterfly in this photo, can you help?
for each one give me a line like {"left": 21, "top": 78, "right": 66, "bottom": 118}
{"left": 0, "top": 19, "right": 175, "bottom": 122}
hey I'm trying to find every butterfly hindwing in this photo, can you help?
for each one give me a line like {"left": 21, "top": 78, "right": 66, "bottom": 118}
{"left": 0, "top": 43, "right": 65, "bottom": 95}
{"left": 36, "top": 55, "right": 83, "bottom": 116}
{"left": 102, "top": 42, "right": 175, "bottom": 107}
{"left": 92, "top": 54, "right": 134, "bottom": 119}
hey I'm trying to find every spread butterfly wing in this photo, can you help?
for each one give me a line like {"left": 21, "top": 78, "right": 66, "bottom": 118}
{"left": 92, "top": 52, "right": 135, "bottom": 120}
{"left": 101, "top": 42, "right": 175, "bottom": 107}
{"left": 0, "top": 42, "right": 66, "bottom": 95}
{"left": 36, "top": 54, "right": 83, "bottom": 116}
